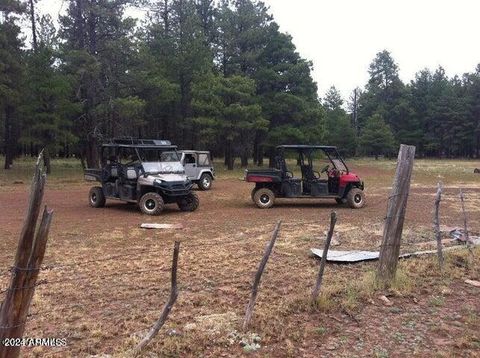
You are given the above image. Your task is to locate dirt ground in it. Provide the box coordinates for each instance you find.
[0,160,479,357]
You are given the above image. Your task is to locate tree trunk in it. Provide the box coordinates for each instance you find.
[257,144,263,166]
[227,149,234,171]
[253,138,258,165]
[226,140,235,170]
[29,0,37,51]
[43,148,51,175]
[224,143,230,166]
[4,105,13,170]
[268,147,275,168]
[85,138,99,168]
[240,148,248,167]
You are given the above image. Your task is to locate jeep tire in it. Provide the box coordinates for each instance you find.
[177,193,200,212]
[198,173,212,191]
[139,192,165,215]
[346,188,365,209]
[253,188,275,209]
[89,186,106,208]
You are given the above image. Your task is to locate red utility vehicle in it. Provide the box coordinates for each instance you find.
[245,145,366,209]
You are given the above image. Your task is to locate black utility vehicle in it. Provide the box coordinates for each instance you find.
[84,139,199,215]
[245,145,365,209]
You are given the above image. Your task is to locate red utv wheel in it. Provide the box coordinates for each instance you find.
[253,188,275,209]
[347,188,366,209]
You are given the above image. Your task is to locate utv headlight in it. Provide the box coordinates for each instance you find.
[154,179,163,185]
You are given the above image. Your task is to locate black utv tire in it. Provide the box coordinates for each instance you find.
[346,188,366,209]
[253,188,275,209]
[198,173,213,191]
[139,192,165,215]
[178,193,200,212]
[89,186,106,208]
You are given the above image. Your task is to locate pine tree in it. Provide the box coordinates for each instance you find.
[143,0,211,148]
[358,50,407,134]
[464,65,480,157]
[323,86,356,156]
[359,114,395,159]
[59,0,138,168]
[254,23,324,165]
[0,0,25,169]
[192,73,267,169]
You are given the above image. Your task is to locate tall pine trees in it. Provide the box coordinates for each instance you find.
[0,0,25,169]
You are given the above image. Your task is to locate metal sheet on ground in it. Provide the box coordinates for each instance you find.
[311,245,473,263]
[310,249,380,262]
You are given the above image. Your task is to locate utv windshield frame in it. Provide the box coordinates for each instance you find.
[276,145,349,174]
[100,140,184,174]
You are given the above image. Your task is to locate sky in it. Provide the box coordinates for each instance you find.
[38,0,480,99]
[262,0,480,99]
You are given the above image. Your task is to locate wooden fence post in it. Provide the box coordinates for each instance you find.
[243,221,281,330]
[434,183,444,269]
[376,144,415,288]
[459,189,472,246]
[312,212,337,303]
[0,153,53,358]
[135,241,180,354]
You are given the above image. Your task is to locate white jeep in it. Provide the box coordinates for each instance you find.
[179,150,215,190]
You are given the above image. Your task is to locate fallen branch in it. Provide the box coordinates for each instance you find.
[311,212,337,303]
[243,221,282,330]
[134,241,180,354]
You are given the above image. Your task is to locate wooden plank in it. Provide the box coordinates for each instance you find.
[140,223,184,230]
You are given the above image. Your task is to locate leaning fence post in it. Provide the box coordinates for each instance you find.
[433,183,444,269]
[459,189,472,247]
[312,212,337,303]
[243,221,281,330]
[0,153,54,358]
[134,241,180,354]
[376,144,415,288]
